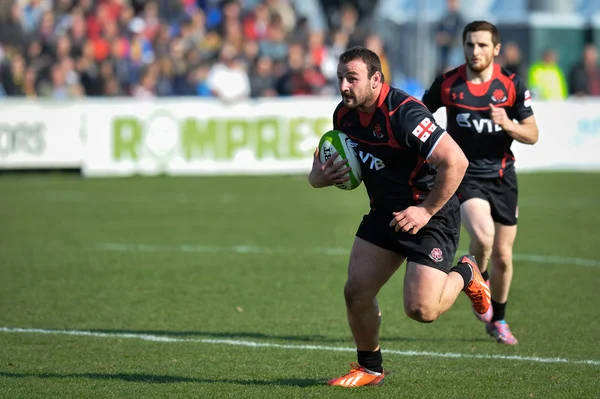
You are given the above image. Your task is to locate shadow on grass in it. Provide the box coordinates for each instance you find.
[84,329,488,344]
[0,372,324,387]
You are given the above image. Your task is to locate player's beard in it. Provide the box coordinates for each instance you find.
[342,85,375,110]
[466,56,493,73]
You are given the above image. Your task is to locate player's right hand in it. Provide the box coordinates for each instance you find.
[308,147,351,188]
[389,205,432,235]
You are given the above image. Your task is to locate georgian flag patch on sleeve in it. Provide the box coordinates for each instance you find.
[412,117,437,142]
[524,90,532,107]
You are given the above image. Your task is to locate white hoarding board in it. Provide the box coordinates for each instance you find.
[81,99,337,177]
[1,98,598,175]
[0,102,82,168]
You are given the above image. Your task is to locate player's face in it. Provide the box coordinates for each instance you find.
[464,31,501,73]
[337,60,376,109]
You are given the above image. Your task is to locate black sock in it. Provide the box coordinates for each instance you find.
[481,270,490,281]
[491,300,506,322]
[450,262,472,290]
[357,348,383,373]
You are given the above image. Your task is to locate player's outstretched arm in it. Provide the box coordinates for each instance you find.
[308,147,351,188]
[421,134,468,216]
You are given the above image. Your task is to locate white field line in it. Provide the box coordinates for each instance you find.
[95,243,600,268]
[33,190,600,208]
[1,327,598,367]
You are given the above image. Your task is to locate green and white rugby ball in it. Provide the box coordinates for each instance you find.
[318,130,362,191]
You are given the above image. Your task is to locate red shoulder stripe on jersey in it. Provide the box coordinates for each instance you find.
[378,83,391,107]
[388,97,412,116]
[496,67,517,106]
[382,101,402,149]
[389,97,428,117]
[409,97,427,108]
[441,67,463,105]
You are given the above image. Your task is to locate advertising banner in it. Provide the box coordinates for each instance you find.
[81,99,335,177]
[1,98,598,175]
[0,102,82,168]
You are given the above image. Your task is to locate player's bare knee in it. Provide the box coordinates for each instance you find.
[404,303,439,323]
[343,281,371,310]
[472,233,494,253]
[491,250,513,271]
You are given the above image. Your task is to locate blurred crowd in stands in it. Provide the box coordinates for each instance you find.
[0,0,599,101]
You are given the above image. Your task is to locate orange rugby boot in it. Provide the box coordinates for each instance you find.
[472,277,493,322]
[328,363,385,387]
[458,255,491,314]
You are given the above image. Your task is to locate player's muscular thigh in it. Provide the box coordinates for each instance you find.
[403,262,449,322]
[345,237,403,304]
[461,198,495,248]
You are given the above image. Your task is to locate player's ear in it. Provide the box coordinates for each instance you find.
[372,71,382,89]
[494,43,501,57]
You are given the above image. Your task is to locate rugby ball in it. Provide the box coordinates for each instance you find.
[318,130,362,190]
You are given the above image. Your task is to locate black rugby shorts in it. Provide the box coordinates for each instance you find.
[355,196,461,272]
[456,168,518,226]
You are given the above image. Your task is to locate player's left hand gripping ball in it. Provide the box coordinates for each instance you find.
[318,130,363,190]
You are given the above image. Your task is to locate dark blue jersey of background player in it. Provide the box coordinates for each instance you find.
[333,83,447,210]
[422,63,534,178]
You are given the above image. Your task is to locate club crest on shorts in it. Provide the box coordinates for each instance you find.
[429,248,444,263]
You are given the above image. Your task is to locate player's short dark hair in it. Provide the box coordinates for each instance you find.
[338,46,384,82]
[462,21,500,46]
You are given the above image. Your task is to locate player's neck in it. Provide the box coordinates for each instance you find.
[466,63,495,84]
[358,86,382,113]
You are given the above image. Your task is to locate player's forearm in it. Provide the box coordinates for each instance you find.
[421,156,468,216]
[504,120,539,145]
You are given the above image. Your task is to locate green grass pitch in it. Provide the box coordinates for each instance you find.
[0,171,599,398]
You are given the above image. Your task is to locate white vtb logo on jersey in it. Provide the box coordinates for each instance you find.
[358,151,386,171]
[457,113,502,133]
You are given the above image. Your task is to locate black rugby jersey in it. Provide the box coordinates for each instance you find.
[333,83,447,210]
[422,64,534,178]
